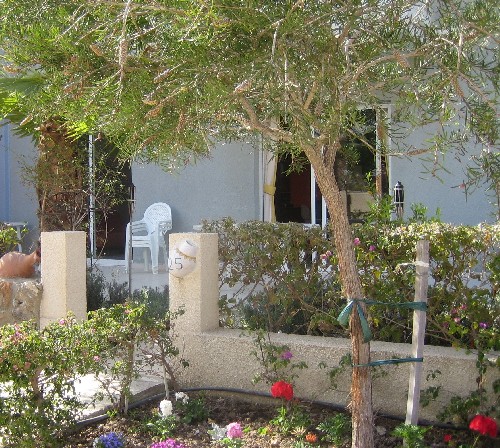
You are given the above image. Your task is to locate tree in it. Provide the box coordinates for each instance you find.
[0,75,127,236]
[1,1,498,446]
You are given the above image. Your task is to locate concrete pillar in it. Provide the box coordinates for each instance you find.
[40,231,87,328]
[168,233,219,334]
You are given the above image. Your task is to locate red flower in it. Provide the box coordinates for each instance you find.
[270,380,294,401]
[305,432,318,443]
[469,415,498,438]
[443,434,453,443]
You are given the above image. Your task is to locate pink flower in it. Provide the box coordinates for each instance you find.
[320,250,332,260]
[226,422,243,439]
[281,351,293,360]
[59,318,67,325]
[369,245,376,251]
[93,356,100,362]
[353,238,361,246]
[469,414,497,438]
[271,380,294,401]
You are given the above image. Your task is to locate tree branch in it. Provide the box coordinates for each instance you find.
[236,95,293,142]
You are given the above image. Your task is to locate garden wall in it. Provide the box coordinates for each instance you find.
[169,232,499,423]
[0,277,41,326]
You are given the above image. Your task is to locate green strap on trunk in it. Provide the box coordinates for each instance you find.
[353,357,423,368]
[337,298,427,344]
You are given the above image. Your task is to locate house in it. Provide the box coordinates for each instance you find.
[0,114,496,258]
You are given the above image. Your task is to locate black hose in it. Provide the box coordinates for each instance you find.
[75,385,468,432]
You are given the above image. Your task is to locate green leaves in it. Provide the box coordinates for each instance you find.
[0,301,188,445]
[1,0,497,169]
[204,216,499,352]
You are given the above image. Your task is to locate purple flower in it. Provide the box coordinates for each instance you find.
[150,439,187,448]
[369,245,376,252]
[93,432,125,448]
[281,350,293,360]
[479,322,488,329]
[226,422,243,439]
[353,238,361,246]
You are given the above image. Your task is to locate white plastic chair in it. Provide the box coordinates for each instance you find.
[124,203,172,274]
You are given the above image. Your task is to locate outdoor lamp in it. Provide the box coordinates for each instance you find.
[168,239,198,278]
[393,181,404,219]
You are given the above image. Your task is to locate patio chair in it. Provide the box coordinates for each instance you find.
[124,202,172,274]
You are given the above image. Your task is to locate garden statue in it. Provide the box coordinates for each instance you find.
[0,245,41,278]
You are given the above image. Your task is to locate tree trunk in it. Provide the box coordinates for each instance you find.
[303,144,374,448]
[36,119,84,232]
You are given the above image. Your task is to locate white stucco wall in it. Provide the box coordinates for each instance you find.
[388,125,494,224]
[132,141,261,233]
[0,124,39,251]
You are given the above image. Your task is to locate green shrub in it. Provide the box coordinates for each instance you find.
[201,218,336,335]
[0,224,20,256]
[202,217,499,352]
[86,266,169,313]
[0,317,107,446]
[0,300,186,445]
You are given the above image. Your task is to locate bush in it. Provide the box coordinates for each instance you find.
[0,224,20,256]
[201,216,499,351]
[0,299,185,446]
[201,218,335,335]
[86,266,169,313]
[0,317,106,446]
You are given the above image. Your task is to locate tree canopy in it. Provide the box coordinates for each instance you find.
[1,0,498,169]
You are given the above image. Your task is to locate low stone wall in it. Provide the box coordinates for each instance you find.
[0,277,42,326]
[175,327,496,423]
[169,233,500,423]
[0,231,87,328]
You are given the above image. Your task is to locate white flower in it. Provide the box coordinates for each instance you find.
[175,392,189,404]
[159,399,173,417]
[208,423,227,441]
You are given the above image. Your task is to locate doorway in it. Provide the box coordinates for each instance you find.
[91,138,132,259]
[273,108,389,225]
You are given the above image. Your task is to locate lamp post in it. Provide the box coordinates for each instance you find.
[393,181,404,220]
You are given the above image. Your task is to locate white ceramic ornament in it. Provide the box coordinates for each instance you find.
[168,239,199,278]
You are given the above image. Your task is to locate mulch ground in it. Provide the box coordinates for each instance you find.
[63,391,485,447]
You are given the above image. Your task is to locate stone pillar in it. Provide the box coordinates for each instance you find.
[40,231,87,328]
[168,233,219,335]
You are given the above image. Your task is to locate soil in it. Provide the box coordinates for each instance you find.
[63,391,481,447]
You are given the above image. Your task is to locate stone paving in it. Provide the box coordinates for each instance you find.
[75,371,164,420]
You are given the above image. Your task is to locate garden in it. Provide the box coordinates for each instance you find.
[0,207,498,447]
